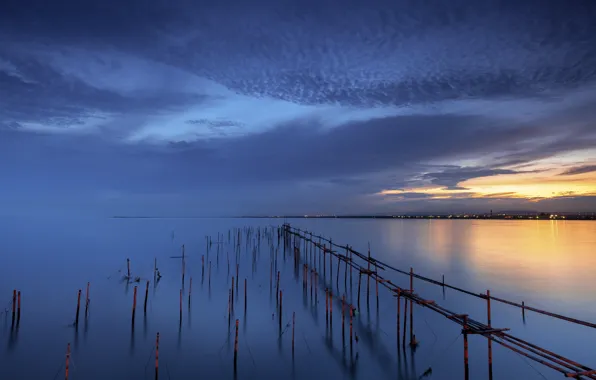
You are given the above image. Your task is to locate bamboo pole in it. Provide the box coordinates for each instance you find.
[65,342,70,380]
[397,290,401,351]
[155,332,159,380]
[17,291,21,323]
[234,319,239,371]
[11,289,16,325]
[487,290,493,380]
[75,289,81,326]
[85,282,90,316]
[144,280,150,313]
[292,312,296,353]
[409,267,416,347]
[132,286,137,324]
[463,315,470,380]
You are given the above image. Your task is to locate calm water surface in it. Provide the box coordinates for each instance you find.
[0,217,594,380]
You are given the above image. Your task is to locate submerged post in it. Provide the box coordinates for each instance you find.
[244,278,247,312]
[127,258,131,279]
[179,289,182,323]
[75,289,81,326]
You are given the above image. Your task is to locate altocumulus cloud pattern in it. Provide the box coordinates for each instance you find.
[1,0,596,216]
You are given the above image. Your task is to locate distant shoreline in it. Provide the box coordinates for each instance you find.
[113,214,595,220]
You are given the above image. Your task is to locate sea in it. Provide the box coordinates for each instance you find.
[0,216,594,380]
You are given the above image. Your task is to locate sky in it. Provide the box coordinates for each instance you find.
[1,0,596,216]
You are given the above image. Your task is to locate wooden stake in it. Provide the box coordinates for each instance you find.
[231,277,235,306]
[17,291,21,323]
[487,290,493,380]
[342,295,346,336]
[234,319,239,371]
[367,244,371,306]
[292,312,296,352]
[65,342,71,380]
[75,289,81,326]
[323,244,326,277]
[349,306,353,351]
[189,277,192,306]
[279,291,283,331]
[144,280,149,313]
[409,267,416,347]
[463,315,469,380]
[228,289,231,325]
[244,278,247,312]
[397,290,401,351]
[329,290,333,324]
[179,289,182,323]
[127,258,131,279]
[155,332,159,380]
[357,272,362,309]
[522,301,526,323]
[11,289,16,325]
[325,288,329,321]
[375,263,379,307]
[85,282,90,316]
[402,298,408,348]
[132,286,137,324]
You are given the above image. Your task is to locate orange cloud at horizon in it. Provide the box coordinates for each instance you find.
[379,167,596,200]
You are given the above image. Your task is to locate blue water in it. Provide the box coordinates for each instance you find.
[0,216,595,379]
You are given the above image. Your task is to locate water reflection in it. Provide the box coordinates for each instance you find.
[381,220,596,303]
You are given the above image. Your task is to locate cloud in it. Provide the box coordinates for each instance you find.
[559,165,596,176]
[1,0,596,215]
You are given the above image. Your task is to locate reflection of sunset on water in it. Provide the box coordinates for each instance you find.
[380,220,596,303]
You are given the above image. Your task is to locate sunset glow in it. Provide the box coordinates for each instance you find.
[380,166,596,201]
